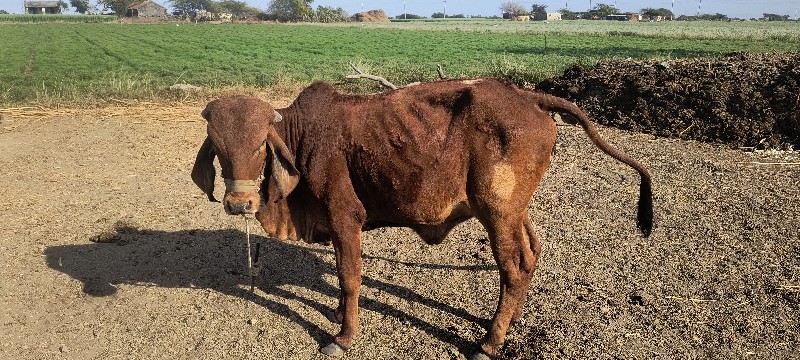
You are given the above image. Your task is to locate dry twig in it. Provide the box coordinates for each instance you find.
[436,64,448,80]
[665,295,717,303]
[347,63,398,90]
[748,162,800,165]
[665,296,717,303]
[777,284,800,292]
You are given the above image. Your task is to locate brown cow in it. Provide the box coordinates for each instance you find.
[191,78,653,359]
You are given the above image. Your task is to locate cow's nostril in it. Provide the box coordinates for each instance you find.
[224,200,253,215]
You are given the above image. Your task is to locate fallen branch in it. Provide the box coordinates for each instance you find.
[748,162,800,165]
[665,295,717,303]
[110,98,134,105]
[347,63,398,90]
[436,64,448,80]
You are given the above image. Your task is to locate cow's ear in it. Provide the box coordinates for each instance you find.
[191,137,219,202]
[264,129,299,201]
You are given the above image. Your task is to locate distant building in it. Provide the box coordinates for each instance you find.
[194,10,233,22]
[126,1,167,18]
[606,13,642,22]
[24,1,61,14]
[532,12,562,21]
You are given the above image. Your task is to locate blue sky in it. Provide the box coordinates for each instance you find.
[2,0,799,19]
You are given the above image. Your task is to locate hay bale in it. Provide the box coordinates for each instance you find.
[350,9,390,22]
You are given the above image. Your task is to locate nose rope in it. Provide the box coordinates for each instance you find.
[243,214,259,293]
[224,179,261,194]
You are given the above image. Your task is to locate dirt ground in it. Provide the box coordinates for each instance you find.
[0,97,798,360]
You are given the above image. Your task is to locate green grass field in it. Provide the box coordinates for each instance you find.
[1,20,799,105]
[0,14,116,23]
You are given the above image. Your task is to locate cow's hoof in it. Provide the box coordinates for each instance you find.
[320,342,345,357]
[470,351,492,360]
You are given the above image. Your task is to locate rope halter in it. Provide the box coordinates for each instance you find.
[224,178,261,194]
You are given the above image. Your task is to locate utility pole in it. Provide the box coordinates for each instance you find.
[672,0,675,20]
[443,0,447,18]
[403,0,406,19]
[361,2,364,12]
[698,0,701,16]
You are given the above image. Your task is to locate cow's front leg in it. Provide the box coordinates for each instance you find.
[319,170,366,357]
[320,230,362,357]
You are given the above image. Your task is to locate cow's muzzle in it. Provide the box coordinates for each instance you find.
[223,179,261,215]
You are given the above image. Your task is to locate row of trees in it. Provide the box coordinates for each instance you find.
[396,13,501,20]
[500,2,793,21]
[171,0,261,18]
[677,13,793,21]
[500,2,675,19]
[29,0,796,22]
[58,0,342,21]
[265,0,347,22]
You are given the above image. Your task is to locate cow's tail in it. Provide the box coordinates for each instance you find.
[534,92,653,237]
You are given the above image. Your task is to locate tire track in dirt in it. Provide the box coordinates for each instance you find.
[23,46,35,75]
[70,28,137,69]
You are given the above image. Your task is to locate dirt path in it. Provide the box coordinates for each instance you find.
[0,104,797,359]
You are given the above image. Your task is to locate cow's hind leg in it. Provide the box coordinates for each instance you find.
[473,212,539,358]
[510,219,541,325]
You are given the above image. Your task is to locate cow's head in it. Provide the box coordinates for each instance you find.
[191,96,299,219]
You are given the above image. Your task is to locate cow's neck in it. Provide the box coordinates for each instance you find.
[274,107,303,157]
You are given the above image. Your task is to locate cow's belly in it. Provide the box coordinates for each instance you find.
[361,181,470,227]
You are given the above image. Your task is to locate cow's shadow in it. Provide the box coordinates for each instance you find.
[44,223,494,354]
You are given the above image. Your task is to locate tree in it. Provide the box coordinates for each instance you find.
[217,0,261,17]
[97,0,138,16]
[500,1,527,17]
[588,3,619,18]
[641,7,674,20]
[314,5,347,23]
[70,0,89,13]
[169,0,216,17]
[558,8,579,20]
[217,0,247,15]
[395,13,424,19]
[697,13,728,21]
[0,10,8,14]
[763,13,790,21]
[431,12,445,18]
[530,4,547,15]
[268,0,313,22]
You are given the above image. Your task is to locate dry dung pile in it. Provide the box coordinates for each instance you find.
[350,9,390,22]
[537,52,800,149]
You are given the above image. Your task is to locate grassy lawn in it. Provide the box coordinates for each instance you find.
[1,19,799,105]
